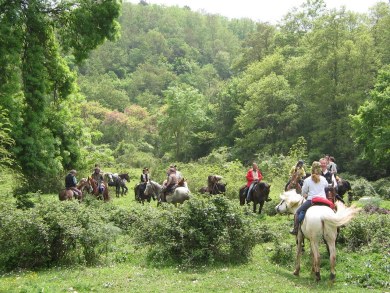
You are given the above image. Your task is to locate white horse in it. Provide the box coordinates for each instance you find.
[294,200,360,282]
[275,189,305,215]
[144,180,191,205]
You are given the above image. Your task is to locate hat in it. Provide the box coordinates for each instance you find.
[311,161,321,175]
[70,169,77,174]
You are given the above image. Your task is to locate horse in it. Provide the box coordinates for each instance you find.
[293,200,360,282]
[144,180,190,205]
[285,171,303,194]
[275,189,305,215]
[106,173,129,197]
[134,182,154,204]
[59,178,92,201]
[239,182,271,214]
[88,176,110,201]
[336,177,353,202]
[198,183,226,195]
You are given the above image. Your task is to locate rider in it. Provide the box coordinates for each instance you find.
[65,170,82,197]
[328,156,337,175]
[91,166,105,194]
[290,161,328,235]
[245,162,266,203]
[161,167,178,202]
[207,175,223,193]
[138,167,150,199]
[285,160,306,191]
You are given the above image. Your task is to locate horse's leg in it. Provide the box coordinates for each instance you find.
[293,230,304,276]
[116,184,120,197]
[253,202,257,213]
[258,201,264,214]
[310,240,321,282]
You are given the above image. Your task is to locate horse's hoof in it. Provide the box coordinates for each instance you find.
[293,270,299,276]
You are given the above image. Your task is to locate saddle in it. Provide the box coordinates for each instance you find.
[311,197,335,210]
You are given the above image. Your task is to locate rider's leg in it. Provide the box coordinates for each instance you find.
[246,183,254,203]
[290,200,311,235]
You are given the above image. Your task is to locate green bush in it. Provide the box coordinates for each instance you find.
[132,196,256,265]
[372,177,390,200]
[337,213,390,253]
[349,177,377,199]
[0,201,122,272]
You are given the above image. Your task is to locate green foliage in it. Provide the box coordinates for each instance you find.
[0,107,14,167]
[132,196,256,265]
[270,238,294,266]
[372,177,390,199]
[349,177,377,199]
[0,200,122,272]
[351,65,390,170]
[338,213,390,253]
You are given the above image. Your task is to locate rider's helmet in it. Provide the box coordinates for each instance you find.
[297,160,304,166]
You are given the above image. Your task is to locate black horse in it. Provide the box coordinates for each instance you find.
[239,182,271,214]
[134,182,154,204]
[107,173,129,197]
[336,177,353,202]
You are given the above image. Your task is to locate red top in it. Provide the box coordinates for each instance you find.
[246,168,263,187]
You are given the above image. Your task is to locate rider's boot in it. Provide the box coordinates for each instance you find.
[290,214,299,235]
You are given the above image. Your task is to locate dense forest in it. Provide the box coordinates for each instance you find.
[1,0,389,191]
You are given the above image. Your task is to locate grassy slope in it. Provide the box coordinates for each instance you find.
[0,176,386,293]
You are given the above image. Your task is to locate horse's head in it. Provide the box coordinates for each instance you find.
[275,189,303,214]
[120,173,130,182]
[211,182,226,194]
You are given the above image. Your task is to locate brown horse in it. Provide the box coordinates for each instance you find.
[59,178,91,201]
[88,177,110,201]
[285,171,302,194]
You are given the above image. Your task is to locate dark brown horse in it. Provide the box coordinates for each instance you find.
[59,178,91,201]
[239,182,271,214]
[88,177,109,201]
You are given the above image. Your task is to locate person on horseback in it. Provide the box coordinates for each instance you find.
[161,167,178,202]
[285,160,305,191]
[290,161,328,235]
[245,162,268,203]
[328,156,337,175]
[91,166,105,194]
[138,167,152,200]
[65,170,82,197]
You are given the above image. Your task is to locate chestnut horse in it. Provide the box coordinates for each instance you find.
[59,178,91,201]
[88,177,110,201]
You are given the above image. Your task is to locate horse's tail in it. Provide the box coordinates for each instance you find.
[322,204,360,227]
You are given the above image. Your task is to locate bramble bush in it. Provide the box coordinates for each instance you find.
[0,200,121,272]
[337,212,390,253]
[131,196,258,265]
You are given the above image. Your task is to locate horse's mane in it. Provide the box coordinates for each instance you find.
[280,189,302,204]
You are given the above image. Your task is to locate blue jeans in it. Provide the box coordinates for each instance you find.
[246,182,256,201]
[296,200,312,223]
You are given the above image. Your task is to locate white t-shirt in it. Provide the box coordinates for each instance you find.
[301,176,328,200]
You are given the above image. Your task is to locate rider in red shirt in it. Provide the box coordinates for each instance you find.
[246,162,263,203]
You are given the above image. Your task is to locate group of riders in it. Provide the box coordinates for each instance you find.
[64,165,106,198]
[65,155,342,214]
[287,156,342,235]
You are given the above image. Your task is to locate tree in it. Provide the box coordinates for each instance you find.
[351,65,390,172]
[158,85,208,161]
[0,0,121,189]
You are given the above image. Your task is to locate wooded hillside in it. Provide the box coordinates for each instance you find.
[1,0,389,190]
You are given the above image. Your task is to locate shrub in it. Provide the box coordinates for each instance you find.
[337,213,390,253]
[0,201,122,272]
[372,177,390,200]
[349,177,377,199]
[132,196,256,265]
